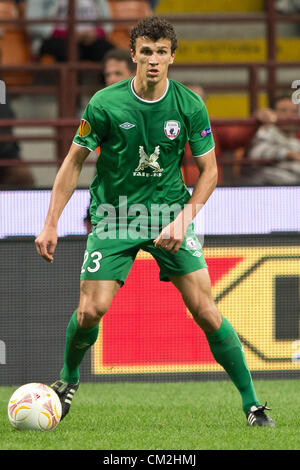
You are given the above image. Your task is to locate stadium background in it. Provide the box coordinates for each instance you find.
[0,0,300,387]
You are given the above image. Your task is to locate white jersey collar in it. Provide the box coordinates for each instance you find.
[130,77,169,103]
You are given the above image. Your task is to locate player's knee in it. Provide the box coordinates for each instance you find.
[77,297,110,327]
[191,302,221,332]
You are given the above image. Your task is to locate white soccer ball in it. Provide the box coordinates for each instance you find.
[8,382,62,431]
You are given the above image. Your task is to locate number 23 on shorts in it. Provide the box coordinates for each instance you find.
[81,250,102,273]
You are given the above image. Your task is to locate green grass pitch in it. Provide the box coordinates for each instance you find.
[1,379,299,450]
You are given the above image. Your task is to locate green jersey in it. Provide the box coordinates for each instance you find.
[73,77,214,226]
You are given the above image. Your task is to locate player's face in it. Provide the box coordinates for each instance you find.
[131,37,175,84]
[275,98,299,132]
[104,59,133,86]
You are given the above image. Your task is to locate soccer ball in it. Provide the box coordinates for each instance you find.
[8,382,62,431]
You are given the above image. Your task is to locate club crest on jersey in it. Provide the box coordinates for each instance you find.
[164,121,180,140]
[186,237,197,250]
[78,119,91,138]
[133,146,163,177]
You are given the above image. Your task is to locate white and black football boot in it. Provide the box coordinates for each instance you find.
[50,380,79,420]
[246,402,275,427]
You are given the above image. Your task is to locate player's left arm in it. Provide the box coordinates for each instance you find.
[154,147,218,254]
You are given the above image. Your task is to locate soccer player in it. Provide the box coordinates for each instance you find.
[35,16,274,427]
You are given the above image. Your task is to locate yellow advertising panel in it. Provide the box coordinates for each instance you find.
[156,0,264,14]
[174,38,300,63]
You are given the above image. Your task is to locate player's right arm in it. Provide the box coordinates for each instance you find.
[35,143,90,263]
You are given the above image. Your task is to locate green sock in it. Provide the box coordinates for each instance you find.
[60,310,99,384]
[205,316,260,414]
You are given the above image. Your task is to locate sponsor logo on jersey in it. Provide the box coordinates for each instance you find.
[133,145,163,177]
[164,121,180,140]
[200,127,212,137]
[78,119,91,137]
[119,122,135,130]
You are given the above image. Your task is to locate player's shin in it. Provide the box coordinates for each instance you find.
[60,309,99,384]
[205,316,260,414]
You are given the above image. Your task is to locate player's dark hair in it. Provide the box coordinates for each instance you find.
[130,16,178,53]
[103,48,136,73]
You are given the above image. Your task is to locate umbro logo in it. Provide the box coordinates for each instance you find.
[119,122,135,130]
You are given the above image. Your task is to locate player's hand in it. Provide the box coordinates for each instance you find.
[153,218,187,255]
[35,226,58,263]
[254,108,277,125]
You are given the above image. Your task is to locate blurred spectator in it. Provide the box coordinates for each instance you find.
[275,0,300,13]
[0,99,35,188]
[26,0,114,62]
[106,0,152,49]
[102,48,136,86]
[182,83,259,186]
[245,95,300,185]
[13,0,25,13]
[184,83,206,101]
[148,0,161,9]
[0,0,33,86]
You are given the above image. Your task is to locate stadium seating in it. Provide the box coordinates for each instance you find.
[107,0,152,48]
[1,0,299,187]
[0,0,33,85]
[157,0,300,118]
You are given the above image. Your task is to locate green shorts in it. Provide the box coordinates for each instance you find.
[80,223,207,284]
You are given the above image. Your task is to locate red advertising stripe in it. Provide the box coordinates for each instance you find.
[101,257,243,367]
[206,257,244,285]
